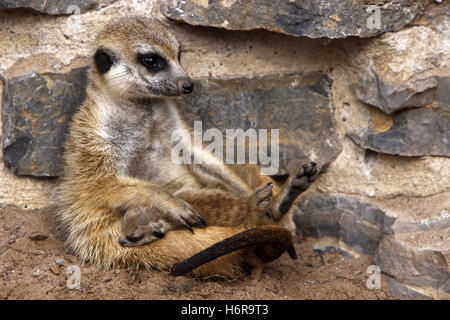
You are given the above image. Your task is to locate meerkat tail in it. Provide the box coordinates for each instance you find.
[170,225,296,276]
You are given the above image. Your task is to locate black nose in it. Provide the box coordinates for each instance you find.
[153,230,165,238]
[181,81,194,94]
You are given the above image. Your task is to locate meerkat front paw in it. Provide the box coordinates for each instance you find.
[247,182,274,225]
[158,197,206,233]
[253,181,273,213]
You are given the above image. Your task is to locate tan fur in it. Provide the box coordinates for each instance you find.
[56,17,316,278]
[118,181,275,248]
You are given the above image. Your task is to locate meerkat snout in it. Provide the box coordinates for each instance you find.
[180,79,194,94]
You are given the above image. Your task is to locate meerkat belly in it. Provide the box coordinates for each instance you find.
[128,136,192,186]
[103,100,198,191]
[117,126,197,191]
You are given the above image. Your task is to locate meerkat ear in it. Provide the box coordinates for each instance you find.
[94,48,118,74]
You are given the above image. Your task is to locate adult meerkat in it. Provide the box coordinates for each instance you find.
[56,17,318,278]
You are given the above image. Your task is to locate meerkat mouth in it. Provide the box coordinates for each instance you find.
[146,86,181,97]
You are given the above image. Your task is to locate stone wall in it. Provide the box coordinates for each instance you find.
[0,0,448,299]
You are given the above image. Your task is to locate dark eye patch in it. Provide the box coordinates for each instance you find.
[138,53,167,72]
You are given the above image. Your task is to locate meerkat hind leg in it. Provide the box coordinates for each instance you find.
[271,162,318,220]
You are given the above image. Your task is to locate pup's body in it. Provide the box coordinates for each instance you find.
[119,182,274,247]
[56,17,317,278]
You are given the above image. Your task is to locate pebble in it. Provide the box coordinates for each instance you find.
[32,269,41,277]
[28,232,48,241]
[55,258,66,265]
[49,264,61,275]
[8,235,16,244]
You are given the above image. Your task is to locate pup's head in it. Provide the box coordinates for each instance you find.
[92,17,193,100]
[118,207,166,247]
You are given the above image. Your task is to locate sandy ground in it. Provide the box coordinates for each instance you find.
[0,204,394,300]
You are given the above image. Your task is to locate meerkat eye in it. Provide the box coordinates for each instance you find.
[138,54,167,72]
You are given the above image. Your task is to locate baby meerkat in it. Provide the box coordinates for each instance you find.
[56,16,318,278]
[119,207,169,247]
[119,181,274,248]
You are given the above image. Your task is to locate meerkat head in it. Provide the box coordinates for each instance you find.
[118,207,167,247]
[91,17,193,101]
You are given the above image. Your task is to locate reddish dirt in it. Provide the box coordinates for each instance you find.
[0,204,394,300]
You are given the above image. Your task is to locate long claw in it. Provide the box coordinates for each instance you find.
[181,217,194,234]
[185,223,194,234]
[197,214,207,226]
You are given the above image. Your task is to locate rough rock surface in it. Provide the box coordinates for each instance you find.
[384,275,432,300]
[347,23,450,157]
[0,0,117,15]
[436,77,450,108]
[1,67,88,177]
[375,236,449,299]
[294,193,450,299]
[392,209,450,234]
[163,0,423,39]
[294,193,395,256]
[351,24,450,113]
[177,72,341,175]
[348,107,450,157]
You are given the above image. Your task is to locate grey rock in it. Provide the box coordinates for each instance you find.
[351,4,449,114]
[0,0,116,15]
[294,193,395,255]
[348,107,450,157]
[295,193,450,299]
[420,1,450,28]
[162,0,422,39]
[353,74,450,114]
[312,244,355,259]
[375,236,450,296]
[7,234,16,244]
[392,210,450,233]
[384,275,432,300]
[176,72,341,175]
[436,77,450,108]
[28,232,48,241]
[352,72,438,114]
[1,67,88,177]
